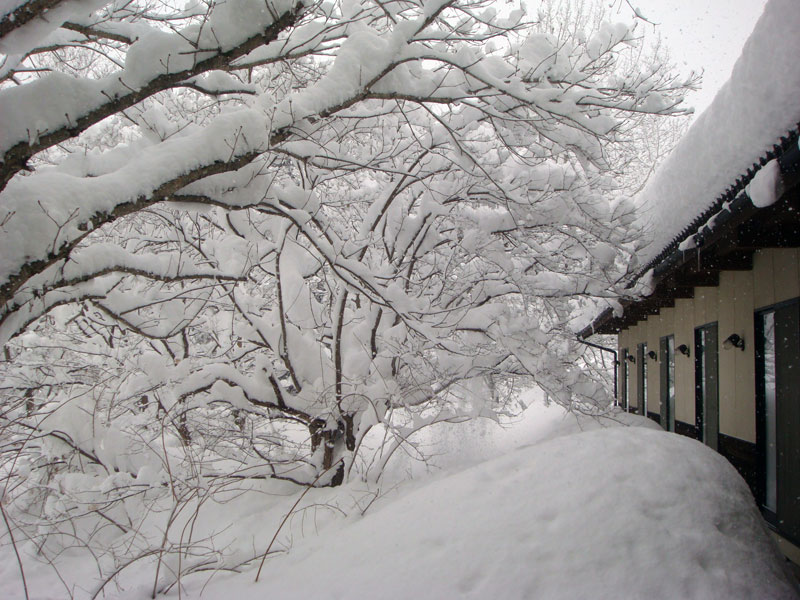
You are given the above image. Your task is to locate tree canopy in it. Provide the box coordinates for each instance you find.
[0,0,697,575]
[0,0,698,593]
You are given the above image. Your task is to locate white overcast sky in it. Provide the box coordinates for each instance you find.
[614,0,770,116]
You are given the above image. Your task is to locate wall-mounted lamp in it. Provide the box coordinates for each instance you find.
[723,333,745,351]
[626,354,636,364]
[677,344,691,357]
[647,350,658,361]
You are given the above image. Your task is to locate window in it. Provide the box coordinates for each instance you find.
[756,299,800,543]
[620,348,629,410]
[637,343,647,416]
[660,335,675,431]
[695,323,718,450]
[758,311,777,514]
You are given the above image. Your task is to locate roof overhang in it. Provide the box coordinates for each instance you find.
[580,132,800,339]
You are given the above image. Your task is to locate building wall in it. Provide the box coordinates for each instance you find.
[615,248,800,444]
[673,298,695,425]
[717,270,756,443]
[754,248,800,308]
[613,246,800,518]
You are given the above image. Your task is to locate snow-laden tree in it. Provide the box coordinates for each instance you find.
[0,0,698,591]
[0,0,694,507]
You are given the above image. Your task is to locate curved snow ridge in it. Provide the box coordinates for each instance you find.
[637,0,800,265]
[207,427,797,600]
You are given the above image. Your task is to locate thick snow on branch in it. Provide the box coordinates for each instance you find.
[0,0,303,195]
[0,0,691,516]
[0,0,108,54]
[0,107,269,303]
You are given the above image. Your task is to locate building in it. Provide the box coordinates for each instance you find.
[579,0,800,562]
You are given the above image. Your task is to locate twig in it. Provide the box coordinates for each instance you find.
[254,458,343,582]
[0,500,30,600]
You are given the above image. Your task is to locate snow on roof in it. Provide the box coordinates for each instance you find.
[636,0,800,266]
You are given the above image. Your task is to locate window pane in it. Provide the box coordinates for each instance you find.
[626,356,631,406]
[642,343,647,414]
[763,311,777,513]
[695,323,719,450]
[621,349,630,409]
[667,336,675,432]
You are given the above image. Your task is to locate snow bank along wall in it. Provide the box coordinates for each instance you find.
[614,244,800,563]
[587,0,800,565]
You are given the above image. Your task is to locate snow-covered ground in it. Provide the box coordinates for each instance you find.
[2,395,797,599]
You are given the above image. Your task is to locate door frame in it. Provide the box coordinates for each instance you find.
[694,322,719,451]
[755,297,800,542]
[636,343,647,416]
[659,335,675,431]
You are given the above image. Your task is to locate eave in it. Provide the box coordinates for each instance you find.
[580,129,800,339]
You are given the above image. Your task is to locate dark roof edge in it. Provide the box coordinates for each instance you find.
[578,305,616,340]
[635,123,800,281]
[579,127,800,340]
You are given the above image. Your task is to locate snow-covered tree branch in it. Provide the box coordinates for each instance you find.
[1,6,693,567]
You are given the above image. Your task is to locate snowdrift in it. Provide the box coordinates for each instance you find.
[202,426,797,599]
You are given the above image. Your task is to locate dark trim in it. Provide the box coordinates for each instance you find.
[755,297,800,547]
[695,322,719,451]
[641,126,800,280]
[674,419,700,441]
[579,127,800,339]
[647,411,661,425]
[659,335,675,431]
[755,306,769,508]
[620,348,629,409]
[754,298,800,508]
[762,509,778,532]
[757,296,800,314]
[637,342,647,417]
[718,433,758,497]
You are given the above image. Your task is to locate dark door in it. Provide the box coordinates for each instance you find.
[757,300,800,543]
[660,335,675,431]
[695,323,719,450]
[637,343,647,416]
[620,349,629,410]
